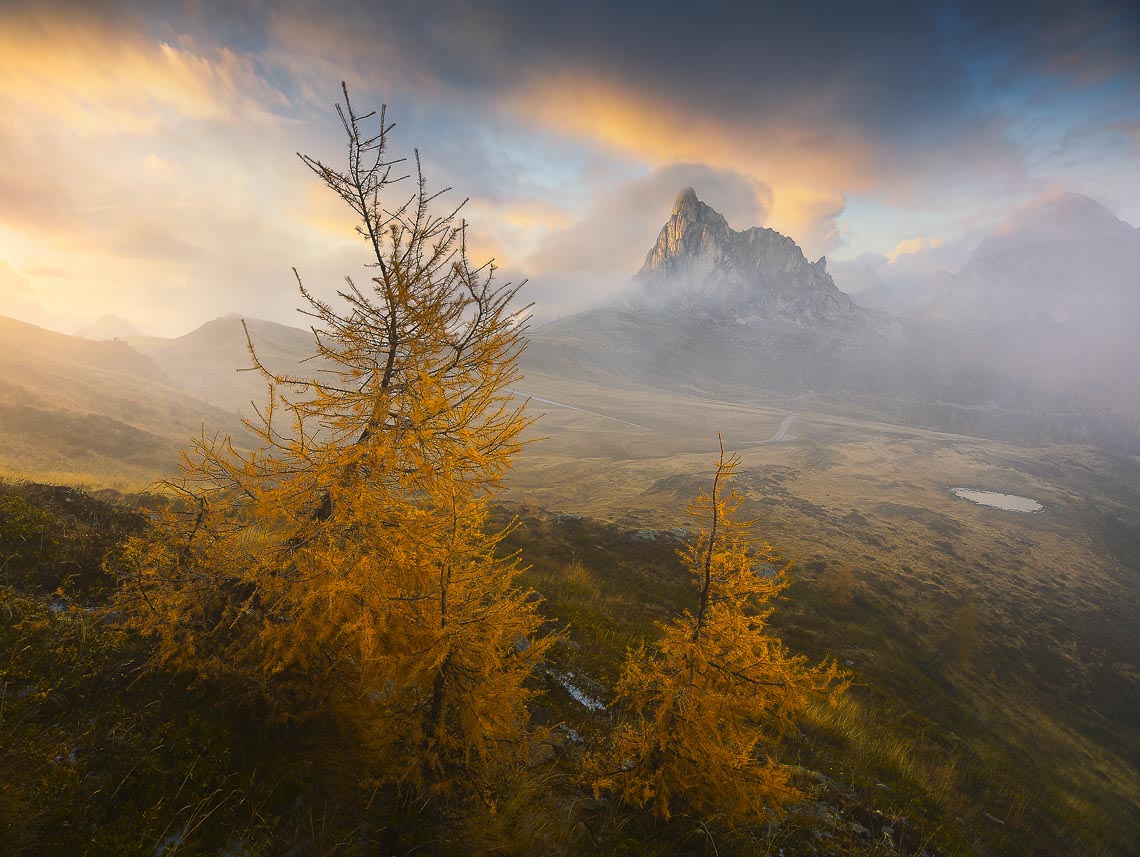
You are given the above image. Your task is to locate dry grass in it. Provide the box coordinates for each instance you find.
[5,367,1138,853]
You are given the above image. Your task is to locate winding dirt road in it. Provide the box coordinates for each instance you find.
[509,390,651,429]
[739,412,798,445]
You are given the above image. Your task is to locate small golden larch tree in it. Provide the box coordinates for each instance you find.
[590,438,847,823]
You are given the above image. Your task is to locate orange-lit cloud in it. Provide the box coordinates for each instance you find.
[509,74,873,184]
[459,199,578,269]
[504,73,862,255]
[887,235,944,263]
[290,181,365,243]
[0,259,46,325]
[499,202,574,232]
[0,8,288,135]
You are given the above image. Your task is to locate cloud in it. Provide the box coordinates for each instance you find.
[0,3,338,335]
[962,0,1140,92]
[0,260,35,313]
[499,67,1029,258]
[246,1,1055,259]
[309,0,1140,246]
[887,236,944,263]
[0,4,289,135]
[828,253,890,297]
[831,237,973,308]
[0,259,80,331]
[503,72,864,252]
[772,189,847,258]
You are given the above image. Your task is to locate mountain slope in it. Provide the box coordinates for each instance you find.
[0,315,250,486]
[129,315,320,416]
[922,193,1140,325]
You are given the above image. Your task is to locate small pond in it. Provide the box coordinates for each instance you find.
[950,488,1043,513]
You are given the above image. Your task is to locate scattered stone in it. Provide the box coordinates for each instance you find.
[628,528,659,541]
[558,725,583,744]
[549,669,606,712]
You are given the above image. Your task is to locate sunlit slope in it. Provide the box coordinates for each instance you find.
[0,315,250,487]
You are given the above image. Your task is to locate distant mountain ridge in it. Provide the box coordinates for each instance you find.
[632,188,862,326]
[0,315,251,485]
[128,315,321,416]
[921,192,1140,325]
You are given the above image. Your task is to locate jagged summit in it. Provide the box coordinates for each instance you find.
[633,189,858,325]
[671,187,713,219]
[639,188,732,279]
[674,186,698,208]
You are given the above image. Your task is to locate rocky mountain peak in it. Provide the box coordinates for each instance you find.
[639,188,732,275]
[632,189,861,326]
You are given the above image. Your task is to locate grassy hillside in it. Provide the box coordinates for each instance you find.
[2,325,1136,853]
[1,476,1135,854]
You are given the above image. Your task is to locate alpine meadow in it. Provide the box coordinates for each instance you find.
[1,3,1139,856]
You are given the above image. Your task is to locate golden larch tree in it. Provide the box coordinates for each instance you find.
[590,437,846,823]
[112,84,550,796]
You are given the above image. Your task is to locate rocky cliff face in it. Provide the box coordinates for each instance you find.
[631,188,861,325]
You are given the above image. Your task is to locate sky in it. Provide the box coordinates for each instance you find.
[1,0,1138,335]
